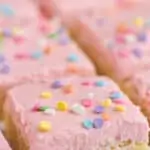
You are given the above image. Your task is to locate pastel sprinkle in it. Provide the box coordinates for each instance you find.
[135,17,144,28]
[0,5,14,16]
[38,106,50,111]
[125,34,137,43]
[82,119,93,129]
[40,92,52,99]
[62,84,74,94]
[101,99,112,107]
[67,54,79,62]
[115,105,126,112]
[51,80,63,89]
[2,29,12,37]
[132,48,142,58]
[44,108,56,116]
[31,51,43,59]
[0,64,10,74]
[71,104,85,115]
[101,113,110,121]
[94,106,104,114]
[0,55,5,63]
[57,101,68,111]
[95,80,106,87]
[137,32,147,42]
[110,92,122,99]
[93,118,103,129]
[81,81,91,86]
[81,99,92,108]
[38,121,51,132]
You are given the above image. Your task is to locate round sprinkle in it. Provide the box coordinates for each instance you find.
[95,80,106,87]
[31,51,43,59]
[101,113,110,121]
[0,5,14,16]
[67,64,78,73]
[67,54,79,62]
[44,46,51,55]
[137,32,147,42]
[125,34,137,43]
[71,104,85,115]
[81,99,92,108]
[44,108,56,116]
[116,23,128,33]
[81,81,91,86]
[3,29,12,37]
[115,105,126,112]
[94,106,104,114]
[0,55,5,63]
[82,119,93,129]
[51,80,63,89]
[93,118,103,129]
[110,92,122,99]
[132,48,142,58]
[38,121,51,132]
[135,17,144,28]
[40,92,52,99]
[62,84,74,94]
[101,99,112,107]
[57,101,68,111]
[0,64,10,74]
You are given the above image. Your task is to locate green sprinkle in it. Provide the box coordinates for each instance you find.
[38,106,50,111]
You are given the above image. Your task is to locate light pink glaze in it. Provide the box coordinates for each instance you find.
[5,76,149,149]
[0,131,11,150]
[0,1,95,88]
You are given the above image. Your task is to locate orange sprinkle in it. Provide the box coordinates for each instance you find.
[63,84,74,94]
[44,46,51,55]
[101,113,110,121]
[67,63,79,73]
[116,23,128,33]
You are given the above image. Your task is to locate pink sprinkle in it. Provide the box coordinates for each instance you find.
[113,99,125,105]
[81,99,93,108]
[14,53,29,59]
[13,36,25,44]
[115,35,125,43]
[31,105,40,112]
[81,82,91,86]
[118,51,129,58]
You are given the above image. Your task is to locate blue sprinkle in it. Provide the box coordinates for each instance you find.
[94,106,104,114]
[93,118,103,129]
[82,119,93,129]
[110,92,122,99]
[0,5,14,16]
[67,54,79,62]
[95,80,106,87]
[31,51,43,59]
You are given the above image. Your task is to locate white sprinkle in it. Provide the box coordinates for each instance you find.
[44,108,56,116]
[71,104,85,115]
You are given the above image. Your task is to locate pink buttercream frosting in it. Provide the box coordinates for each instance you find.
[0,131,11,150]
[0,0,95,88]
[5,76,149,149]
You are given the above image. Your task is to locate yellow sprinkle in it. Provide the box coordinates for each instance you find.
[135,17,144,28]
[57,101,68,111]
[101,98,112,107]
[38,121,51,132]
[12,27,24,36]
[40,92,52,99]
[115,105,126,112]
[133,143,150,150]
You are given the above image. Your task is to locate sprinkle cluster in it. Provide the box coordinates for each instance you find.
[31,79,126,132]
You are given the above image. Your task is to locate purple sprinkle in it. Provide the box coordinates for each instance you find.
[137,32,147,42]
[51,80,63,89]
[93,118,103,129]
[132,48,142,58]
[0,55,5,63]
[94,106,104,114]
[59,37,69,45]
[0,64,10,74]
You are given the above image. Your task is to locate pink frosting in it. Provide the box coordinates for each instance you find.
[5,76,149,149]
[0,1,95,88]
[0,131,11,150]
